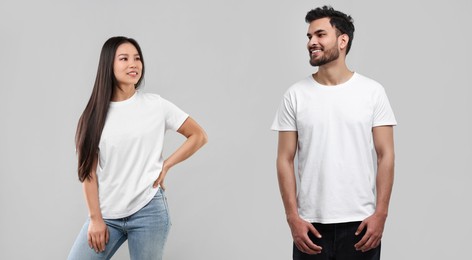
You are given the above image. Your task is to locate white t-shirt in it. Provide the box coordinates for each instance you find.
[271,73,397,224]
[97,91,188,219]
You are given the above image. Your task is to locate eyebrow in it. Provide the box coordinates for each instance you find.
[117,53,140,57]
[308,29,327,36]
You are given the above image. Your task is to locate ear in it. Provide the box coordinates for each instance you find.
[338,34,349,51]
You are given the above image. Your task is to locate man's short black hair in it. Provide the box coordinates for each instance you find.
[305,6,355,54]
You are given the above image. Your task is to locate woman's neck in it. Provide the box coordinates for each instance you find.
[112,85,136,101]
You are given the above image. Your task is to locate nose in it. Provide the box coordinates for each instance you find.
[308,37,318,47]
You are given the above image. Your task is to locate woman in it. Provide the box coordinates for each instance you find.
[68,36,207,260]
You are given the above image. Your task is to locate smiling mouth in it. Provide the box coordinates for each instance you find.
[310,49,322,56]
[127,72,139,76]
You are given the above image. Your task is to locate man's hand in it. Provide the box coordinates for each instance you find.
[354,212,387,252]
[288,216,323,255]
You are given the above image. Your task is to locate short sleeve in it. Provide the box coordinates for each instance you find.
[271,90,297,131]
[372,86,397,127]
[161,98,189,131]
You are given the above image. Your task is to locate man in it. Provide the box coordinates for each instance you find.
[271,6,396,260]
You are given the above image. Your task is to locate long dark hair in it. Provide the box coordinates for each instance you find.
[75,36,145,182]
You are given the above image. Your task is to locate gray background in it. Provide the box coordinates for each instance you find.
[1,0,471,259]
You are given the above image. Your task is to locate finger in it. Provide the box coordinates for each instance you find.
[373,239,381,249]
[297,240,320,255]
[354,232,369,250]
[92,235,100,253]
[299,232,322,254]
[364,234,382,252]
[93,234,99,252]
[101,233,108,252]
[106,228,110,245]
[366,239,379,252]
[97,234,103,252]
[301,240,322,254]
[153,178,160,188]
[305,240,322,253]
[305,224,322,253]
[156,176,166,190]
[308,224,322,238]
[294,241,307,254]
[95,234,102,252]
[97,234,102,252]
[355,221,366,236]
[360,236,374,252]
[87,234,93,249]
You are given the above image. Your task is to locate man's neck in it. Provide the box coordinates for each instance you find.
[313,60,353,86]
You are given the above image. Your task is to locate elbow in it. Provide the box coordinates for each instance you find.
[187,128,208,149]
[276,156,294,170]
[377,150,395,165]
[198,130,208,147]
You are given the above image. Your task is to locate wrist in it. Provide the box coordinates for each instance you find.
[163,159,172,171]
[374,210,388,218]
[89,213,103,221]
[286,212,300,223]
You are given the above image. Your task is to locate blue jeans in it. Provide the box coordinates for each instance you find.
[68,188,171,260]
[293,221,381,260]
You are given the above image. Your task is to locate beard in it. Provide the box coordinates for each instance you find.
[309,44,340,67]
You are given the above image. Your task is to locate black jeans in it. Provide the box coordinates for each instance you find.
[293,221,381,260]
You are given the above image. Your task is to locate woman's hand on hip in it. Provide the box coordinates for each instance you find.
[87,218,109,253]
[153,166,168,190]
[152,117,208,191]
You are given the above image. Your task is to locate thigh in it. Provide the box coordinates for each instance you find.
[67,218,126,260]
[336,222,381,260]
[127,188,171,260]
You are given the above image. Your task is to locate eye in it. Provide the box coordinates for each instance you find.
[135,56,141,61]
[119,57,128,61]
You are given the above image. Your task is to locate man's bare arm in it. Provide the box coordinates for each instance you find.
[355,126,395,252]
[277,131,322,255]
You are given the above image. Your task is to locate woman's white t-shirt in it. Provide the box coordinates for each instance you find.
[97,91,188,219]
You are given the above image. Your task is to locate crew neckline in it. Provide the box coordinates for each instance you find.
[110,90,139,107]
[310,72,357,89]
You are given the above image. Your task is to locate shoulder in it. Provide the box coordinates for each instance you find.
[353,73,386,93]
[132,92,169,111]
[138,91,172,105]
[139,92,183,112]
[284,76,313,96]
[138,91,162,100]
[290,76,313,91]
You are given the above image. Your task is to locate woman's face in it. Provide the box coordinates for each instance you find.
[113,42,142,88]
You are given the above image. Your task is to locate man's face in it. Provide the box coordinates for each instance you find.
[306,17,342,67]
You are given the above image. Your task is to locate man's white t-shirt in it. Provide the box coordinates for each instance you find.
[97,91,188,219]
[271,73,397,224]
